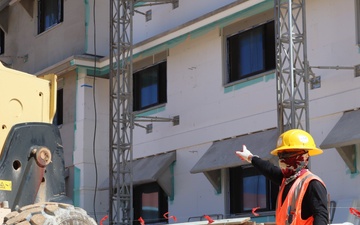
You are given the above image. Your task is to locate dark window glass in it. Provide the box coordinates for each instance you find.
[53,89,63,125]
[133,62,167,111]
[38,0,64,33]
[227,21,275,83]
[133,182,168,225]
[229,165,277,214]
[0,29,4,55]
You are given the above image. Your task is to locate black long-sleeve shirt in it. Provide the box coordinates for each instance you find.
[251,157,329,225]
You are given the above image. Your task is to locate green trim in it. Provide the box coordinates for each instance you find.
[72,1,273,77]
[134,1,146,7]
[132,0,273,58]
[251,215,275,223]
[215,175,221,195]
[224,73,275,93]
[70,59,76,66]
[264,72,275,82]
[348,146,359,177]
[218,0,273,29]
[71,60,109,78]
[348,169,359,177]
[78,64,110,77]
[135,106,166,117]
[133,34,188,60]
[69,62,110,78]
[169,161,175,201]
[73,166,81,207]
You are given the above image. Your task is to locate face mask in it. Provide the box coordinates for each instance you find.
[278,151,309,178]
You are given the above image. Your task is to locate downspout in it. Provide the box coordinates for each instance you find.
[84,0,90,53]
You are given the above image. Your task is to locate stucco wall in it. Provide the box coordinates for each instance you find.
[2,0,87,73]
[129,0,360,221]
[305,0,360,202]
[3,0,360,222]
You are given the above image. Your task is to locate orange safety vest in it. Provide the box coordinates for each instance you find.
[275,170,325,225]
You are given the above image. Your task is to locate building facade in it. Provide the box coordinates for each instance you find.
[1,0,360,224]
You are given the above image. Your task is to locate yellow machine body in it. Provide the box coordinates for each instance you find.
[0,62,57,155]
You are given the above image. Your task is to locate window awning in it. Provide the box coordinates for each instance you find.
[320,109,360,149]
[190,128,279,193]
[0,0,11,12]
[132,151,176,187]
[0,0,34,33]
[99,151,176,198]
[320,109,360,173]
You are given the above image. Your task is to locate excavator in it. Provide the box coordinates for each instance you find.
[0,62,96,224]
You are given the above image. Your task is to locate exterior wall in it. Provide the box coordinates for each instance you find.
[1,0,109,217]
[130,0,360,222]
[2,0,360,223]
[133,28,277,157]
[306,0,360,208]
[71,68,109,218]
[170,143,224,221]
[85,0,110,57]
[132,4,277,221]
[1,0,87,73]
[133,0,238,44]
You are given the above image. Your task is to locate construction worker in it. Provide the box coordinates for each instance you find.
[236,129,328,225]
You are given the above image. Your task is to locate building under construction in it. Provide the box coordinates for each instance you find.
[0,0,360,224]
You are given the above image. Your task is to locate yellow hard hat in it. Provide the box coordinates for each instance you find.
[271,129,323,156]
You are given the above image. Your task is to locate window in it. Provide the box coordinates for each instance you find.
[133,61,167,111]
[38,0,63,33]
[53,89,63,125]
[0,28,4,55]
[133,182,168,225]
[229,165,277,214]
[227,21,275,83]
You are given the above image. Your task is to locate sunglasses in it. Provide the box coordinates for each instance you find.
[278,150,308,159]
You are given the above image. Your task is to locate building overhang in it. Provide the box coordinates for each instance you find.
[0,0,34,33]
[0,0,11,12]
[36,0,272,76]
[190,128,279,193]
[64,0,271,72]
[320,109,360,173]
[131,0,268,54]
[99,151,176,199]
[35,54,109,79]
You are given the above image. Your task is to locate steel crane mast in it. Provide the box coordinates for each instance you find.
[109,1,177,225]
[109,0,308,224]
[109,0,134,224]
[275,0,309,133]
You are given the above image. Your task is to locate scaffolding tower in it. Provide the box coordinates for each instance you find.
[109,0,309,224]
[109,1,177,224]
[275,0,309,133]
[109,0,134,224]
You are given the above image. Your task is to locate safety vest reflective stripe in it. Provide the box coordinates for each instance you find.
[275,170,325,225]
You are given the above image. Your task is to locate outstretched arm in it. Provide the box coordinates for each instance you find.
[236,145,283,185]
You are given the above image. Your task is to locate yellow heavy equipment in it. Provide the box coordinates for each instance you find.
[0,62,96,224]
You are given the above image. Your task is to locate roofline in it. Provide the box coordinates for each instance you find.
[39,0,268,74]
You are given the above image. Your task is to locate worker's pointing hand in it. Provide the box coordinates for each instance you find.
[236,145,253,163]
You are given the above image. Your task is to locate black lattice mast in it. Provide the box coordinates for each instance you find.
[109,0,134,224]
[275,0,309,133]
